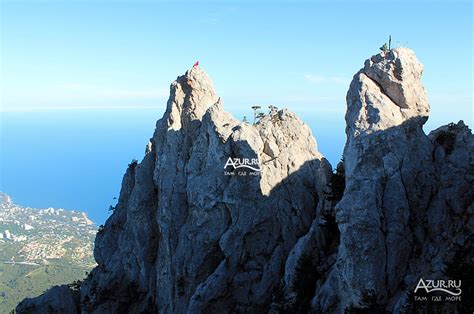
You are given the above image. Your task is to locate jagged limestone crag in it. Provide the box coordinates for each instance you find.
[17,48,473,313]
[17,66,332,313]
[311,48,473,313]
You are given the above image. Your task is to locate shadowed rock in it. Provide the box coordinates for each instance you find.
[17,65,332,313]
[16,50,473,314]
[312,48,473,313]
[16,285,80,314]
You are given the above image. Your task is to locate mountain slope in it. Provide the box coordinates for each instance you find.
[81,66,332,313]
[312,47,474,312]
[16,48,474,313]
[0,192,96,312]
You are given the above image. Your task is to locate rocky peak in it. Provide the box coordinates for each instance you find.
[311,48,474,313]
[31,66,332,313]
[256,109,328,195]
[16,53,473,314]
[346,47,429,139]
[163,66,218,131]
[364,48,428,111]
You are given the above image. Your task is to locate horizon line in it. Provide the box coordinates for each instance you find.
[0,105,167,113]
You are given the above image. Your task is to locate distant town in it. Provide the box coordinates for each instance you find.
[0,192,97,311]
[0,192,96,265]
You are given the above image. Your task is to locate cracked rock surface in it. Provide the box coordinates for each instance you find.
[18,66,332,313]
[311,48,473,313]
[17,49,473,313]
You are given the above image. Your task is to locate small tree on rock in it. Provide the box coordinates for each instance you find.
[251,105,262,125]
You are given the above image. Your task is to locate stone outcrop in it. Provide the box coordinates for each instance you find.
[18,66,331,313]
[17,48,473,313]
[16,285,80,314]
[311,48,473,313]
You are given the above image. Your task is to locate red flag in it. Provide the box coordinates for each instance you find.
[193,61,199,67]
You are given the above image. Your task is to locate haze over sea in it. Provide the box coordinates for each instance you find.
[1,106,345,224]
[1,1,471,224]
[1,102,470,224]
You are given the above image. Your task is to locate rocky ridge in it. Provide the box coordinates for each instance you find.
[17,48,473,313]
[311,48,473,313]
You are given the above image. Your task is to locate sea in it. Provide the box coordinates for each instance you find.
[0,107,345,225]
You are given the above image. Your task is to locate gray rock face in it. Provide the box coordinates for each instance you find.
[312,48,473,313]
[74,66,331,313]
[17,49,473,313]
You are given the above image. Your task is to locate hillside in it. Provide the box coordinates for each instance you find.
[0,192,96,312]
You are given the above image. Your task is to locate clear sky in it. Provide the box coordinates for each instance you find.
[0,0,472,223]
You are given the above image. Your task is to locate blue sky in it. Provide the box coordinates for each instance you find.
[1,1,472,120]
[0,0,472,223]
